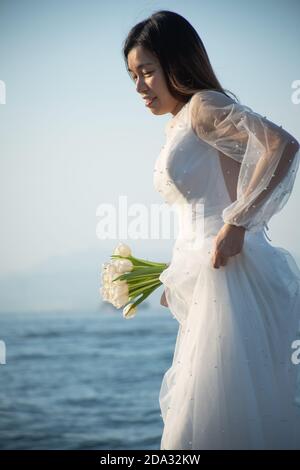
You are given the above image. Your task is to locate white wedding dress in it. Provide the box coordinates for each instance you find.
[154,89,300,450]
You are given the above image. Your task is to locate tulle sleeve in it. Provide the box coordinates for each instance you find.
[190,90,300,232]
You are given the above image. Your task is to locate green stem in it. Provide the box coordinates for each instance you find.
[128,277,161,292]
[113,267,164,282]
[111,254,167,268]
[130,256,167,267]
[128,283,161,309]
[129,280,161,298]
[125,274,159,283]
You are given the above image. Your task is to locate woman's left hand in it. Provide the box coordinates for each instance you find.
[211,223,246,268]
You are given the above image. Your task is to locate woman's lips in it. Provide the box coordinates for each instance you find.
[145,97,157,107]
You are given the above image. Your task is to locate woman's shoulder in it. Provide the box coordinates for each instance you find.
[189,89,236,110]
[188,89,237,133]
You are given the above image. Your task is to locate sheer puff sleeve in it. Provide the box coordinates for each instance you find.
[190,90,300,232]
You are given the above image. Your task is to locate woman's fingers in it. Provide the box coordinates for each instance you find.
[160,290,169,307]
[220,255,228,266]
[212,251,228,268]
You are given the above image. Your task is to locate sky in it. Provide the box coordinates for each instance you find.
[0,0,299,311]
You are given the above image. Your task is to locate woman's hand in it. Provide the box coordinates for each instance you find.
[211,223,246,268]
[160,290,169,307]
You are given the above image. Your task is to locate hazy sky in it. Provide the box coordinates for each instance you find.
[0,0,299,277]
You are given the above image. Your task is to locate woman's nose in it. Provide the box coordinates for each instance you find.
[136,77,147,94]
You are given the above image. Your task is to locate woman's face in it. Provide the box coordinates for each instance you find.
[127,46,184,117]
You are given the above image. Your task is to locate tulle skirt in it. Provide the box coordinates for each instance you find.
[158,224,300,449]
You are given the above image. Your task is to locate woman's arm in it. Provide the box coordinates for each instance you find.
[190,90,300,267]
[190,90,300,230]
[238,136,299,211]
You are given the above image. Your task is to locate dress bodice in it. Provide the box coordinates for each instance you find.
[153,90,300,243]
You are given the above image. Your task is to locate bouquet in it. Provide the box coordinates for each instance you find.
[100,243,168,319]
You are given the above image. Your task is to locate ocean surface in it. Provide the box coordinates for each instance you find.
[0,307,178,450]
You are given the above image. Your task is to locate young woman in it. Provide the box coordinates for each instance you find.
[123,10,300,450]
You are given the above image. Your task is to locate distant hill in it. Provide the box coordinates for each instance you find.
[0,249,157,314]
[0,246,299,314]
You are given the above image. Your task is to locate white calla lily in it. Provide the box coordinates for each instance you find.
[102,272,110,283]
[113,279,127,288]
[100,246,168,317]
[113,243,132,257]
[113,293,129,308]
[100,287,111,301]
[123,303,137,319]
[114,259,133,273]
[111,284,129,298]
[107,263,117,275]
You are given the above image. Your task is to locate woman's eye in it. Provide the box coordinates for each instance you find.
[131,72,153,82]
[132,72,153,81]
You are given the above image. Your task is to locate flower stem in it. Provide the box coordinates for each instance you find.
[127,276,161,292]
[111,254,167,268]
[127,283,159,309]
[129,280,161,298]
[114,267,164,282]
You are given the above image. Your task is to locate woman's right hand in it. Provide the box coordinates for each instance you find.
[160,290,169,308]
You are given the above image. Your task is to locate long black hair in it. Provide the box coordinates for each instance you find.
[122,10,238,104]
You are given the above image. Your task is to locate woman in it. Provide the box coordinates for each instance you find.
[123,10,300,450]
